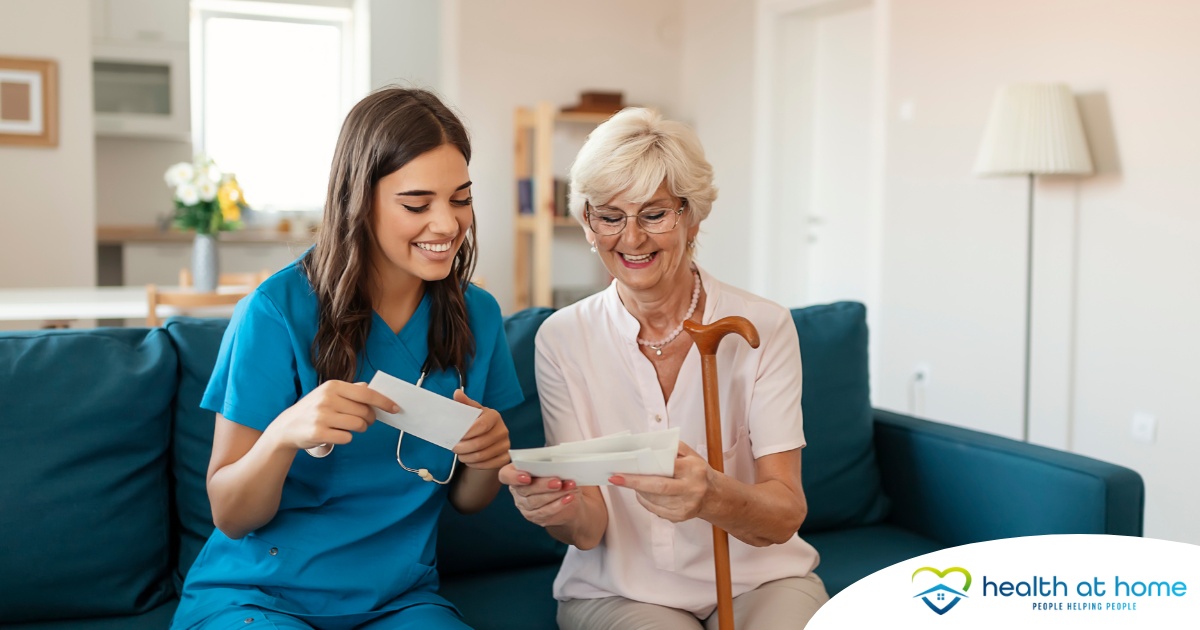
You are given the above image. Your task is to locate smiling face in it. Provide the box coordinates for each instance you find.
[370,143,474,293]
[588,180,699,295]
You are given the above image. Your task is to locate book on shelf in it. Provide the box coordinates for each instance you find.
[517,178,533,214]
[554,178,570,218]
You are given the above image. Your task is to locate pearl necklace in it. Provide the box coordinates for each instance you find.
[638,269,701,356]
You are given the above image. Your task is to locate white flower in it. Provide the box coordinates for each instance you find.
[176,183,200,206]
[164,162,195,187]
[198,180,218,202]
[201,163,223,184]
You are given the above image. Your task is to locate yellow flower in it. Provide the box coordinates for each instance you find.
[218,176,247,223]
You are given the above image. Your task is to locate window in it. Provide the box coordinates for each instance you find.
[191,0,361,213]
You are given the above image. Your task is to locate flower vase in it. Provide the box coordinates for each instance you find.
[191,233,219,292]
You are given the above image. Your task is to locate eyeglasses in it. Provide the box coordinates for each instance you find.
[584,200,686,236]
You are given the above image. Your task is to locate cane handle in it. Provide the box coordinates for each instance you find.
[683,317,760,356]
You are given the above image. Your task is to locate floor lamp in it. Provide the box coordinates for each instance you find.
[974,83,1093,442]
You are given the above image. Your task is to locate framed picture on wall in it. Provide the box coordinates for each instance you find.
[0,56,58,147]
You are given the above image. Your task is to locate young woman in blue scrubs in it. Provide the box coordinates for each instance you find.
[172,88,524,630]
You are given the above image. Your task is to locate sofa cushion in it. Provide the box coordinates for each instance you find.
[0,600,178,630]
[437,308,566,576]
[804,524,943,595]
[0,329,177,623]
[793,302,890,532]
[163,317,229,587]
[439,564,560,630]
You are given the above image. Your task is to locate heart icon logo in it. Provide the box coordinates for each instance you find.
[912,566,972,615]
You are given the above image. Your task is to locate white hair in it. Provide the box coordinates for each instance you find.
[568,108,718,229]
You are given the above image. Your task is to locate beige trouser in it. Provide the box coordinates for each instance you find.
[557,573,830,630]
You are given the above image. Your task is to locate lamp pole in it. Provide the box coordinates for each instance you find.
[1022,172,1034,443]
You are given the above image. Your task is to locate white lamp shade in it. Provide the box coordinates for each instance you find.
[974,83,1094,176]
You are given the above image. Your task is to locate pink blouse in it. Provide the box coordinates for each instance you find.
[534,265,821,618]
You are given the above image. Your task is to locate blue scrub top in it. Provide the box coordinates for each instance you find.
[173,260,523,628]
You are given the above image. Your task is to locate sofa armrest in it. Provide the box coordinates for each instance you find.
[872,409,1144,546]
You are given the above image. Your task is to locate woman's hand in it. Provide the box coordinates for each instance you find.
[499,465,582,527]
[610,442,713,523]
[452,390,510,470]
[266,380,396,451]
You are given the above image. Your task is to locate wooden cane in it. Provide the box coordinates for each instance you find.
[683,316,760,630]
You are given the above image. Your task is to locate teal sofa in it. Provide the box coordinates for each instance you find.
[0,302,1143,629]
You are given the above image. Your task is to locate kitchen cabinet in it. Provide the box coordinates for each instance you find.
[91,0,191,139]
[92,0,189,47]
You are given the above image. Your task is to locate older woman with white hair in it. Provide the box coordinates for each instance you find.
[499,108,829,629]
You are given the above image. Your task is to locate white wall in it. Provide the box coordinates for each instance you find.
[95,137,190,226]
[444,0,684,312]
[0,0,95,288]
[369,0,440,90]
[679,0,757,292]
[874,0,1200,544]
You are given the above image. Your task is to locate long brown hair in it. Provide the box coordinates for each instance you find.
[302,87,477,383]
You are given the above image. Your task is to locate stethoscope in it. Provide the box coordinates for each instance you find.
[305,367,463,485]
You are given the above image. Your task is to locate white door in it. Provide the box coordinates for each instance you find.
[805,5,874,305]
[766,1,877,308]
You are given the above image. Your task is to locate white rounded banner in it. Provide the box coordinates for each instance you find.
[808,535,1199,629]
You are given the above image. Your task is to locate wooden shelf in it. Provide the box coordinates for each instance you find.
[97,225,313,246]
[515,215,578,233]
[555,111,616,125]
[512,102,605,309]
[514,109,614,129]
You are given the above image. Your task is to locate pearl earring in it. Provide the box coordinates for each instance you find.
[590,243,597,253]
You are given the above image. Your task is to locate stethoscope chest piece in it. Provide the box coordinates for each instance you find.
[306,367,463,485]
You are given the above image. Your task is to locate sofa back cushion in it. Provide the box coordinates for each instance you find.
[0,329,177,623]
[793,301,890,532]
[163,317,229,587]
[437,307,568,576]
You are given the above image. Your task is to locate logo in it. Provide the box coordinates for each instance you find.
[912,566,972,615]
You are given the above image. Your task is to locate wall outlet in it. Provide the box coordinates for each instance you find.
[1131,412,1156,444]
[913,363,931,385]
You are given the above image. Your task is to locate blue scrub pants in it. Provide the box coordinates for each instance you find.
[190,603,471,630]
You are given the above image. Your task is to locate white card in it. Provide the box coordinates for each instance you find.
[509,427,680,486]
[367,370,481,450]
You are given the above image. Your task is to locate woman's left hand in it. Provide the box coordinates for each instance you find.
[452,390,511,470]
[610,442,713,522]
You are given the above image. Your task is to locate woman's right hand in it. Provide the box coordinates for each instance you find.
[499,464,581,528]
[267,380,399,451]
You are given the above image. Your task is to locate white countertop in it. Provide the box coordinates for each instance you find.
[0,286,247,322]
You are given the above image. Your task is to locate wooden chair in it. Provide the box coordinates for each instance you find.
[179,268,271,288]
[146,285,251,326]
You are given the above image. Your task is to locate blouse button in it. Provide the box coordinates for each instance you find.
[654,414,662,423]
[244,618,254,624]
[268,547,278,556]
